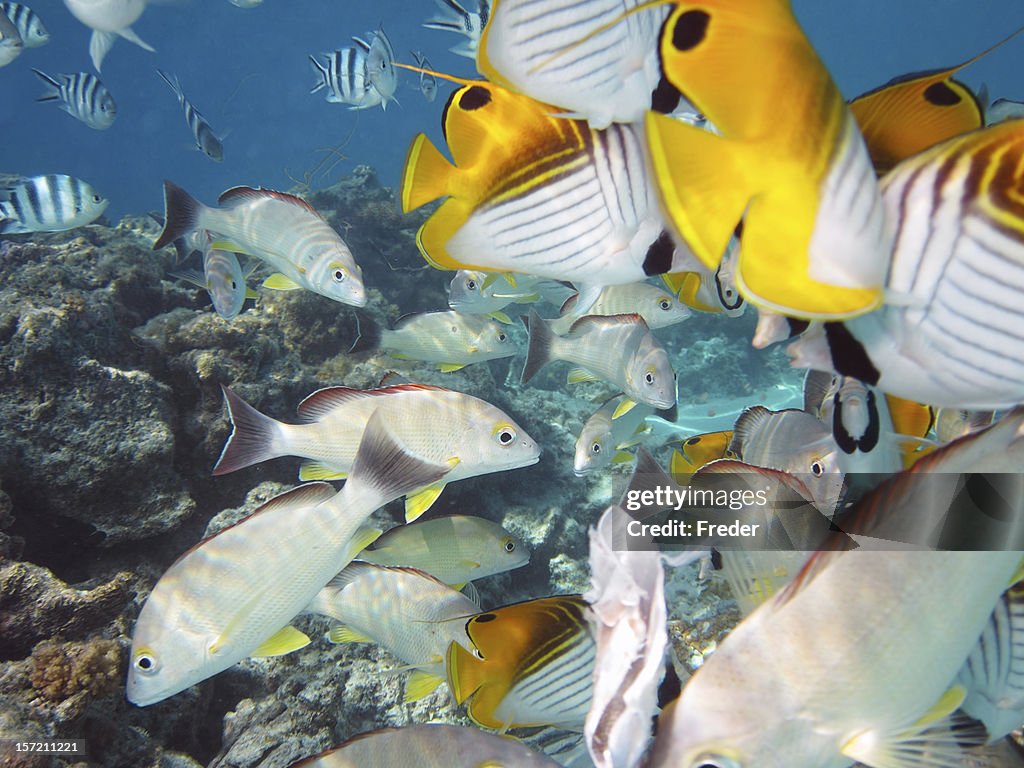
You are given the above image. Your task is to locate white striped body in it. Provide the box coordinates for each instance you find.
[309,46,383,110]
[1,2,47,46]
[422,0,490,59]
[552,282,690,334]
[447,121,672,293]
[307,562,478,678]
[202,243,247,320]
[479,0,669,128]
[0,174,107,233]
[157,69,222,162]
[379,311,515,365]
[653,551,1023,768]
[195,188,364,306]
[34,69,116,130]
[0,10,20,65]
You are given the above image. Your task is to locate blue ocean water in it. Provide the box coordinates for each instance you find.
[1,0,1022,221]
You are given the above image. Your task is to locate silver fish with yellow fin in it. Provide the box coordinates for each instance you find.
[575,396,661,476]
[552,282,690,335]
[127,410,451,706]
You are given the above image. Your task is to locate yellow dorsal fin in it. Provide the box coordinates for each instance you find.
[251,625,311,658]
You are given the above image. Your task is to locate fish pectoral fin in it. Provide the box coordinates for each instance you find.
[327,623,374,644]
[298,460,347,481]
[262,273,303,291]
[403,669,445,703]
[250,625,311,657]
[611,451,635,465]
[438,362,466,372]
[567,367,601,385]
[460,581,481,607]
[244,287,259,300]
[488,311,513,325]
[209,239,250,254]
[611,399,638,419]
[841,685,979,768]
[404,482,447,522]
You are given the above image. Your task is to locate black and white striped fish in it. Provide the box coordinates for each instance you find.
[423,0,489,59]
[0,9,21,67]
[360,27,397,110]
[0,2,47,47]
[33,70,116,130]
[411,51,436,103]
[157,69,223,162]
[0,174,108,234]
[309,46,382,110]
[789,119,1024,409]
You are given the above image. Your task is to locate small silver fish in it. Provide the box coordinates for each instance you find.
[574,396,655,476]
[0,174,108,234]
[1,2,47,47]
[33,69,117,130]
[157,69,223,162]
[553,282,691,334]
[411,50,436,103]
[0,9,22,66]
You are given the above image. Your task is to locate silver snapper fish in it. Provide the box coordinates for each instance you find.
[62,0,154,71]
[0,174,108,234]
[422,0,489,59]
[553,282,691,334]
[153,180,365,306]
[212,382,540,521]
[157,69,223,162]
[447,270,573,322]
[349,309,515,371]
[357,514,530,587]
[305,562,480,701]
[170,233,251,320]
[127,411,451,706]
[574,396,657,476]
[289,724,562,768]
[788,120,1024,409]
[477,0,669,128]
[523,309,676,410]
[1,2,45,47]
[0,10,21,66]
[33,69,116,130]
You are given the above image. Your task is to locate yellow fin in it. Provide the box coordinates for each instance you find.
[404,669,444,703]
[481,273,501,290]
[401,133,453,213]
[263,273,302,291]
[670,448,698,484]
[438,362,466,372]
[416,200,477,271]
[885,395,934,439]
[209,239,248,254]
[244,287,259,300]
[251,625,311,657]
[611,451,634,465]
[489,311,513,324]
[567,367,601,385]
[328,624,374,644]
[405,483,447,522]
[503,274,517,288]
[612,399,638,419]
[298,460,347,481]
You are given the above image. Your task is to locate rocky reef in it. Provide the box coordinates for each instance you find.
[0,168,782,767]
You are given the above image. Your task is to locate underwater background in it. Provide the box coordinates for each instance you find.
[1,1,1024,766]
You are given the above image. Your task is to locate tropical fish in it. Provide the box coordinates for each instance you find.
[730,406,844,516]
[349,309,515,371]
[668,429,733,484]
[401,80,689,312]
[360,27,397,110]
[212,383,540,521]
[33,70,117,130]
[157,69,223,162]
[411,50,436,103]
[936,408,995,444]
[127,410,452,706]
[447,595,595,730]
[787,120,1024,409]
[422,0,490,59]
[662,239,744,317]
[987,97,1024,125]
[447,271,571,322]
[170,233,252,320]
[0,174,108,234]
[644,0,890,319]
[309,45,382,110]
[62,0,155,72]
[574,396,657,476]
[305,562,479,701]
[0,9,21,66]
[849,27,1024,174]
[289,724,562,768]
[552,282,690,335]
[1,2,47,47]
[476,0,669,128]
[153,180,366,307]
[356,514,529,587]
[523,310,676,411]
[584,505,671,768]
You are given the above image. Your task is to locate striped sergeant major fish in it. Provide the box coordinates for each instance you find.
[33,69,117,130]
[411,51,437,103]
[423,0,489,59]
[309,46,382,111]
[0,174,108,234]
[0,2,47,47]
[788,119,1024,410]
[156,69,223,162]
[0,9,21,66]
[359,27,397,110]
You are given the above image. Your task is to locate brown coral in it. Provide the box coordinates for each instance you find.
[29,638,122,704]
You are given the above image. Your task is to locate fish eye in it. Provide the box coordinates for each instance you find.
[812,460,824,476]
[644,370,655,385]
[497,332,507,342]
[230,280,237,290]
[466,279,477,290]
[332,268,346,283]
[591,442,601,454]
[134,653,158,675]
[495,426,517,446]
[92,195,102,204]
[504,539,516,553]
[658,297,672,310]
[450,325,459,334]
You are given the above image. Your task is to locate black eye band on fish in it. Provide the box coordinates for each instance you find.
[832,389,881,454]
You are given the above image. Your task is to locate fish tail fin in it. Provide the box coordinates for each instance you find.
[153,180,202,251]
[308,54,328,94]
[156,68,182,100]
[521,309,556,385]
[340,409,452,509]
[31,69,61,101]
[118,25,155,53]
[401,133,453,212]
[212,385,287,475]
[348,310,382,354]
[645,112,751,271]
